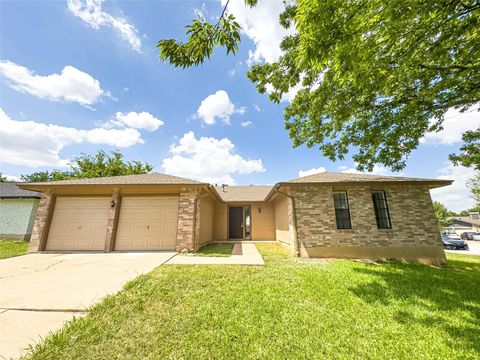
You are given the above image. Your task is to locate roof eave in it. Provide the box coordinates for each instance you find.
[276,180,454,189]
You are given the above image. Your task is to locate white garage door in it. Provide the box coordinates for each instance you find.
[46,197,110,251]
[115,196,179,250]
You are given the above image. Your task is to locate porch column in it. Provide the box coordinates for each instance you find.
[104,188,121,252]
[28,189,56,253]
[286,188,300,257]
[176,189,200,252]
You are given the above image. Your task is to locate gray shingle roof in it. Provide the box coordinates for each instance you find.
[21,173,205,186]
[214,185,274,202]
[0,183,41,198]
[283,171,452,187]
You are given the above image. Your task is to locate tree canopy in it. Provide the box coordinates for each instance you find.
[158,0,480,171]
[432,201,454,228]
[20,150,153,183]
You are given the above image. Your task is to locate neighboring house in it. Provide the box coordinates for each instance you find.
[19,172,451,264]
[0,183,41,241]
[445,213,480,235]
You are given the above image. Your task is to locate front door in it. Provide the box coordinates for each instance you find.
[228,206,243,239]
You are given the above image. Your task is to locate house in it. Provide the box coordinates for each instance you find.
[0,183,41,241]
[19,171,452,264]
[445,213,480,235]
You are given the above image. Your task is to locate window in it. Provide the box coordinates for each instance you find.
[372,191,391,229]
[333,191,351,229]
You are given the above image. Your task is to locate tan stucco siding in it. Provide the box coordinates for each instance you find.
[273,196,290,244]
[251,203,275,240]
[290,184,446,264]
[214,203,228,241]
[199,195,215,245]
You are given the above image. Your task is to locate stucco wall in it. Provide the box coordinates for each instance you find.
[199,195,215,245]
[290,184,446,264]
[214,203,228,240]
[251,202,275,240]
[273,195,290,245]
[0,198,39,240]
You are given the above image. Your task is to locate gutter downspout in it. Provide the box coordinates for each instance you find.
[274,184,300,257]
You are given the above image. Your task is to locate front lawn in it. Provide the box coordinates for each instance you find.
[0,239,29,259]
[25,244,480,359]
[196,243,233,257]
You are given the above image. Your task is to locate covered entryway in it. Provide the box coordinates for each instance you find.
[114,196,179,250]
[46,197,110,251]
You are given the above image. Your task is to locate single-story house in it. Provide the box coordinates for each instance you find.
[445,213,480,235]
[0,183,41,241]
[19,171,452,264]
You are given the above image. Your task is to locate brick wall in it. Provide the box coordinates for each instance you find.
[175,190,200,252]
[28,191,55,253]
[289,183,445,263]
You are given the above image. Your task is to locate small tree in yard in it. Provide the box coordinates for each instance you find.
[433,201,454,229]
[21,150,153,182]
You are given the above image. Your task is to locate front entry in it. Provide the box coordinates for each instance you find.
[228,206,251,240]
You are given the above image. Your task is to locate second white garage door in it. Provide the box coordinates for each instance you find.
[115,196,179,250]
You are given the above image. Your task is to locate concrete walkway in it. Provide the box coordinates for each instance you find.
[165,243,264,265]
[0,252,175,359]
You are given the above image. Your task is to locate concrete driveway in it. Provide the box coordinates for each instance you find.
[0,251,176,359]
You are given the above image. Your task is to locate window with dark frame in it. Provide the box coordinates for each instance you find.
[333,191,352,229]
[372,191,392,229]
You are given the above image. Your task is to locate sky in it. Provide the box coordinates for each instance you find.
[0,0,478,212]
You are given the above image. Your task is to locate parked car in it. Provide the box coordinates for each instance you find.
[473,233,480,241]
[444,232,461,240]
[460,232,479,240]
[441,234,469,250]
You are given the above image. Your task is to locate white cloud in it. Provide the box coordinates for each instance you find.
[105,111,164,131]
[67,0,142,52]
[0,108,144,168]
[228,68,236,77]
[240,120,253,127]
[431,163,476,212]
[298,167,326,177]
[162,131,264,184]
[0,60,108,106]
[3,174,21,182]
[222,0,294,65]
[253,104,261,112]
[422,108,480,145]
[196,90,245,125]
[340,165,392,175]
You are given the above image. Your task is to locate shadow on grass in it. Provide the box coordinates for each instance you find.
[348,258,480,355]
[196,243,234,257]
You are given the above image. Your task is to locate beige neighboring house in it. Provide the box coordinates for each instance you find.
[445,213,480,235]
[19,171,452,264]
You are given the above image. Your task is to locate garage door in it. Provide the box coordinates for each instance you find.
[46,197,110,251]
[115,196,179,250]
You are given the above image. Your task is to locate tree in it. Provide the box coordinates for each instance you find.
[467,172,480,207]
[21,150,153,183]
[158,0,480,171]
[0,173,10,183]
[450,129,480,170]
[433,201,453,229]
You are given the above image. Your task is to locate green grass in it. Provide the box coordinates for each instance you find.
[24,244,480,359]
[196,243,234,257]
[0,239,29,259]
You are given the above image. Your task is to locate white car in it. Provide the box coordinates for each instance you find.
[473,233,480,241]
[445,233,461,240]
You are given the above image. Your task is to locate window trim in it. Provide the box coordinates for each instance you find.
[333,191,352,230]
[372,190,392,229]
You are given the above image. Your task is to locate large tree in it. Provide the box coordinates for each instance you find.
[433,201,454,228]
[158,0,480,171]
[21,150,153,183]
[467,172,480,207]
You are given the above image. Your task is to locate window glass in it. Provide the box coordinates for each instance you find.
[333,192,352,229]
[372,191,392,229]
[244,206,251,239]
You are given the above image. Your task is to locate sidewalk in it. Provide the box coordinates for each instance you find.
[164,243,264,265]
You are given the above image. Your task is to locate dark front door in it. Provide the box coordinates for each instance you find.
[229,207,243,239]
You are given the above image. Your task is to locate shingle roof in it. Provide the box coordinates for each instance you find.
[214,185,274,202]
[0,183,41,198]
[20,173,205,186]
[447,216,480,227]
[283,171,452,187]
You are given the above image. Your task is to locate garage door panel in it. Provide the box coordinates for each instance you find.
[46,197,109,251]
[115,196,179,251]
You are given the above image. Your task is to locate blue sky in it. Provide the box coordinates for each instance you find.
[0,0,478,212]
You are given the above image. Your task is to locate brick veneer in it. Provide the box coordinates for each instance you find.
[28,190,55,253]
[289,183,445,263]
[104,188,121,252]
[175,190,200,252]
